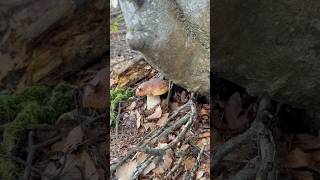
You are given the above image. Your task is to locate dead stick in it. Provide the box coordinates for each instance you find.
[23,131,35,180]
[130,156,156,180]
[164,155,185,179]
[188,145,205,180]
[0,154,52,178]
[166,81,173,110]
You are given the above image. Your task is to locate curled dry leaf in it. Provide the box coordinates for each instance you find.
[196,170,205,179]
[180,144,190,152]
[115,160,137,180]
[135,110,142,128]
[157,113,169,127]
[146,105,162,120]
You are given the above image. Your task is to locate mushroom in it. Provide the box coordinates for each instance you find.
[135,79,169,109]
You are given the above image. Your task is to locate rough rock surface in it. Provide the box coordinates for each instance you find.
[119,0,210,96]
[0,0,106,89]
[215,0,320,110]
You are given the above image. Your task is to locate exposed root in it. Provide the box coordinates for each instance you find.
[110,99,198,179]
[212,95,277,179]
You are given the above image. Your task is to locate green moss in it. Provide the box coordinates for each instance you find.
[110,87,133,126]
[0,84,74,180]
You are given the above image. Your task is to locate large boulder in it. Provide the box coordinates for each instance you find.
[119,0,210,96]
[0,0,105,89]
[215,0,320,110]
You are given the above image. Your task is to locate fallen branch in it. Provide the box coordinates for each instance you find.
[188,145,205,180]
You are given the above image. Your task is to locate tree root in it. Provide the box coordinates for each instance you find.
[212,95,277,179]
[110,99,198,179]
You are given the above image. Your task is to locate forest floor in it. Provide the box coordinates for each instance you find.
[110,12,210,180]
[109,10,320,180]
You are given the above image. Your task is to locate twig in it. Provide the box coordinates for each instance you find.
[115,101,123,138]
[166,81,173,110]
[164,155,185,179]
[23,131,35,180]
[0,154,52,178]
[130,156,156,180]
[188,145,205,180]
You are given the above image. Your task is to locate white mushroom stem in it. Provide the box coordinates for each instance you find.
[146,95,161,110]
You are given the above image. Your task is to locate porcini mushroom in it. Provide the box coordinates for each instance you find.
[135,79,169,109]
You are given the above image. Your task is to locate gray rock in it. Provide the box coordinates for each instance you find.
[119,0,210,96]
[215,0,320,110]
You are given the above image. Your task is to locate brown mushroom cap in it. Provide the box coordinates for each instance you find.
[135,79,169,96]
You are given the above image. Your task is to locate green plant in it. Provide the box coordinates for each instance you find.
[0,84,74,180]
[111,14,124,33]
[110,87,133,126]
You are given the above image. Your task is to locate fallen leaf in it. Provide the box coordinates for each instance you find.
[135,110,142,128]
[184,157,195,170]
[143,123,156,131]
[146,105,162,120]
[63,126,84,152]
[157,113,169,127]
[80,151,99,180]
[152,152,173,175]
[196,171,205,179]
[287,148,310,168]
[127,101,137,110]
[115,160,137,180]
[180,144,190,152]
[224,92,251,130]
[143,161,156,175]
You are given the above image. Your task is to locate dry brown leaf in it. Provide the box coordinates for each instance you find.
[142,161,156,176]
[146,105,162,120]
[63,126,83,152]
[115,160,137,180]
[152,153,173,175]
[143,123,156,131]
[127,101,137,110]
[196,138,210,149]
[184,157,196,170]
[157,113,169,127]
[180,144,190,152]
[196,170,205,179]
[287,148,310,168]
[80,151,99,180]
[224,92,247,130]
[135,110,142,128]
